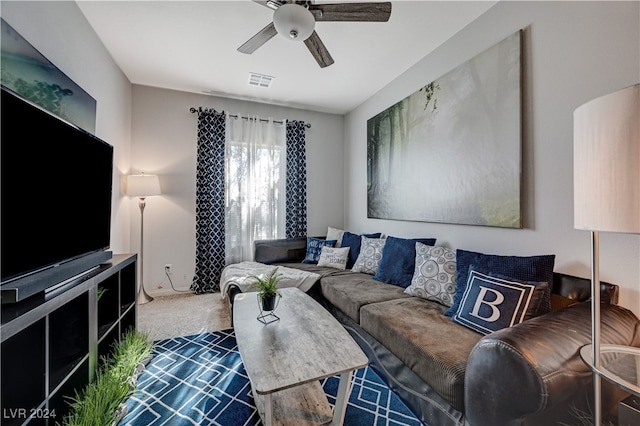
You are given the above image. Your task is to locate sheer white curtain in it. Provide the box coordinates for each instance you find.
[225,114,286,264]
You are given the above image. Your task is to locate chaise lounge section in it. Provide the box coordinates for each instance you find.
[234,236,640,425]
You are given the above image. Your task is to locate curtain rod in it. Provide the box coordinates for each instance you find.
[189,107,311,128]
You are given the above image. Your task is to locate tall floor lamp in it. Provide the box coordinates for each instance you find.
[126,173,162,305]
[574,83,639,425]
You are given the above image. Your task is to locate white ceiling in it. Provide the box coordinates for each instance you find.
[77,0,497,114]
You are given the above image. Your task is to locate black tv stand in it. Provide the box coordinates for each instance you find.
[0,253,137,425]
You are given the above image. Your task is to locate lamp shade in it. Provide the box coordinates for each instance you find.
[273,3,315,41]
[126,174,161,197]
[574,83,640,234]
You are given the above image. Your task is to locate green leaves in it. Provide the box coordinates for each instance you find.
[246,267,283,298]
[58,330,154,426]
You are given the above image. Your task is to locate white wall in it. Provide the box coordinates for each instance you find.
[131,85,344,295]
[1,1,133,255]
[345,1,640,317]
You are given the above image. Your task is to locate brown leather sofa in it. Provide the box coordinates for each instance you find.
[234,237,640,426]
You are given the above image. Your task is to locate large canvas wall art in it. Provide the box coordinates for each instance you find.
[1,19,97,133]
[367,31,522,228]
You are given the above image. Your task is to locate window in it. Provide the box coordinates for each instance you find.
[225,117,286,263]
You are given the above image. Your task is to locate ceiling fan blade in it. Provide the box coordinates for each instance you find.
[238,22,278,54]
[309,2,392,22]
[251,0,285,10]
[304,31,334,68]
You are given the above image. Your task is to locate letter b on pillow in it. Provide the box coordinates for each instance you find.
[470,286,505,322]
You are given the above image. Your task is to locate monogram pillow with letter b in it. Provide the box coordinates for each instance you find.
[452,267,548,335]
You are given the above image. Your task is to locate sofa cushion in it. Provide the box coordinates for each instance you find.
[373,236,436,288]
[451,268,549,335]
[326,226,345,247]
[445,249,555,318]
[359,297,481,411]
[404,243,457,307]
[276,262,352,279]
[550,293,579,311]
[254,237,308,264]
[317,246,350,270]
[351,236,387,275]
[302,237,337,264]
[320,273,410,323]
[341,231,383,268]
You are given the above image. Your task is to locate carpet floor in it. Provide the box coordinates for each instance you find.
[137,292,231,341]
[118,330,423,426]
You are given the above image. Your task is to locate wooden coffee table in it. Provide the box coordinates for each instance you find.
[233,287,368,426]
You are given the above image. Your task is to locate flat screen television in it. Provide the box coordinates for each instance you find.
[1,86,114,303]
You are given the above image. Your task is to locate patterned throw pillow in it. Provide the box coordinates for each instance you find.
[404,243,457,307]
[451,268,549,335]
[351,236,387,275]
[374,236,437,288]
[444,249,555,318]
[341,231,382,269]
[302,237,337,264]
[317,246,350,270]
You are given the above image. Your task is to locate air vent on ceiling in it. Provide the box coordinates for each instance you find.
[248,72,274,88]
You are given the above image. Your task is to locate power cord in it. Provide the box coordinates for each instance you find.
[165,266,192,293]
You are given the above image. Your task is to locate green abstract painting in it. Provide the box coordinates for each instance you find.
[367,31,522,228]
[1,19,96,133]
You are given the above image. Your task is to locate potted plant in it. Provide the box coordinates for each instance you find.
[59,330,153,426]
[246,267,283,312]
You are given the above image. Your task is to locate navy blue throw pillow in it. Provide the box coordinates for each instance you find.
[444,249,555,317]
[373,236,436,288]
[302,237,337,264]
[452,267,549,335]
[341,231,382,269]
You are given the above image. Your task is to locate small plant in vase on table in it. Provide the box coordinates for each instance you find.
[246,267,283,313]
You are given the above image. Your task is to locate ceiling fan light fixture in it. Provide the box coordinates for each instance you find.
[273,3,315,41]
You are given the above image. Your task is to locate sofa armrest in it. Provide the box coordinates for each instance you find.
[552,272,619,305]
[465,302,640,426]
[254,237,308,264]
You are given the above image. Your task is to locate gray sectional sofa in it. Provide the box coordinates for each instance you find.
[227,236,640,426]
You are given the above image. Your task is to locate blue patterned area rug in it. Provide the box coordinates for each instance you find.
[119,329,423,426]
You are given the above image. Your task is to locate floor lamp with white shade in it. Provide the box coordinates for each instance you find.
[574,83,640,425]
[126,173,162,305]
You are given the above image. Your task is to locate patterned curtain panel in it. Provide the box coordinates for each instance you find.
[285,121,308,238]
[191,108,226,294]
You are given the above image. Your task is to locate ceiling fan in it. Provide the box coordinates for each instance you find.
[238,0,392,68]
